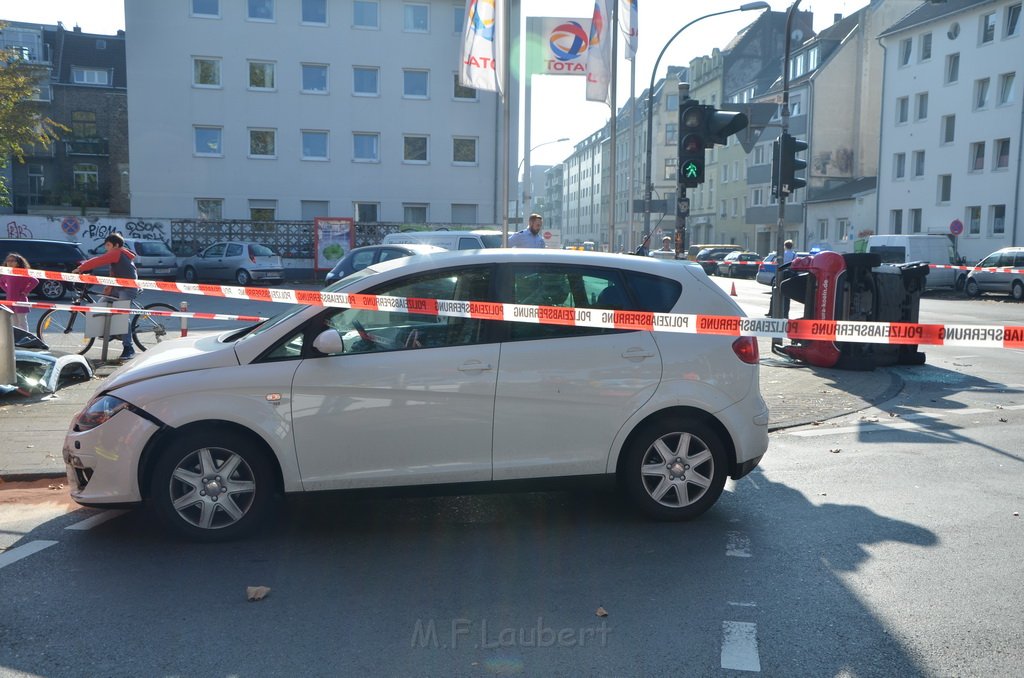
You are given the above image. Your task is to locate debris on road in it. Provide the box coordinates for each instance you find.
[595,606,608,618]
[830,449,841,454]
[246,586,271,602]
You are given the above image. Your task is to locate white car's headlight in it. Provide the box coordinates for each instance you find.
[75,395,130,432]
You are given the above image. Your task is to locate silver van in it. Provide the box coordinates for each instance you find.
[381,229,503,250]
[965,247,1024,301]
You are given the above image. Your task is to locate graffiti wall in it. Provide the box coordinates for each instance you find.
[3,216,172,254]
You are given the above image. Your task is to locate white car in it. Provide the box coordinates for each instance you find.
[64,250,769,540]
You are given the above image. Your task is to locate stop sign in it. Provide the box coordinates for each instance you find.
[543,231,552,240]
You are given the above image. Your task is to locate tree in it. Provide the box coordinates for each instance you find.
[0,32,67,206]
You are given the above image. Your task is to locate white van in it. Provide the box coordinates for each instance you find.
[867,235,960,290]
[381,229,503,251]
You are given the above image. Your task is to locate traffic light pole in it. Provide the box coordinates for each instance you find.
[674,82,689,259]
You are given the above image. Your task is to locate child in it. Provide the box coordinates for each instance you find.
[1,253,39,332]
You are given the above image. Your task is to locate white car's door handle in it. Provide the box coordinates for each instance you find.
[621,348,655,360]
[458,361,493,372]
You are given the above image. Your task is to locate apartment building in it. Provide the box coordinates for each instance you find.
[125,0,519,224]
[877,0,1022,262]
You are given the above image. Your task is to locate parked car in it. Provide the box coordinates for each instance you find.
[64,250,769,540]
[867,234,961,290]
[717,251,762,278]
[965,247,1024,300]
[686,243,742,261]
[180,242,284,286]
[88,238,179,281]
[695,248,735,275]
[755,251,811,286]
[324,244,445,285]
[381,229,503,250]
[0,238,87,300]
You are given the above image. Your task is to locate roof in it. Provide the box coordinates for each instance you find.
[880,0,997,38]
[803,177,878,204]
[45,25,127,88]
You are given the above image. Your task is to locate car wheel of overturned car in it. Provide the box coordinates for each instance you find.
[150,428,276,541]
[965,278,980,297]
[621,418,728,521]
[37,280,66,301]
[183,266,198,284]
[1012,281,1024,301]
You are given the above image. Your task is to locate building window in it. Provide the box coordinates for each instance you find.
[403,135,428,163]
[403,69,429,98]
[248,129,276,158]
[353,1,379,28]
[753,145,765,165]
[915,92,928,120]
[920,32,932,60]
[453,4,465,33]
[301,0,327,24]
[196,198,223,220]
[453,137,478,164]
[249,199,277,221]
[301,64,328,93]
[890,209,903,234]
[970,142,986,171]
[991,204,1006,235]
[899,38,912,66]
[72,68,109,85]
[896,96,909,123]
[981,12,996,43]
[403,203,428,223]
[910,208,922,233]
[998,72,1016,105]
[913,150,925,177]
[894,153,906,179]
[1007,4,1022,38]
[938,174,952,203]
[945,53,959,84]
[751,188,763,206]
[974,78,990,109]
[355,202,379,222]
[721,164,729,183]
[967,206,981,234]
[193,57,221,87]
[808,46,819,71]
[664,157,677,180]
[666,94,678,111]
[453,74,476,100]
[451,203,478,224]
[72,111,97,138]
[817,219,829,241]
[73,163,99,192]
[191,0,220,18]
[994,138,1010,169]
[301,130,328,160]
[194,126,223,156]
[941,115,955,144]
[837,218,850,241]
[301,200,329,220]
[353,66,379,95]
[404,3,429,32]
[665,123,677,145]
[247,0,274,20]
[248,61,276,90]
[353,133,379,161]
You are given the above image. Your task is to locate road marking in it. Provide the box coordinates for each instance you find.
[721,621,761,672]
[728,602,758,608]
[726,531,752,558]
[65,509,129,531]
[0,540,58,570]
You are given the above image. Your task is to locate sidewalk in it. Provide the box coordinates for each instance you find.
[0,349,904,480]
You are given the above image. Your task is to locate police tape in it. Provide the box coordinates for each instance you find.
[929,264,1024,275]
[0,299,267,323]
[2,266,1023,349]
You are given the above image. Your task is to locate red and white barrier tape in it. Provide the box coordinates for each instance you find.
[0,299,266,323]
[2,266,1023,349]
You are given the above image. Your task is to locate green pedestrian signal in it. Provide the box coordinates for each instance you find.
[683,162,700,179]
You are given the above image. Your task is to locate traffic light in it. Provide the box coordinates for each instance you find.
[678,99,705,188]
[704,108,749,147]
[772,132,808,198]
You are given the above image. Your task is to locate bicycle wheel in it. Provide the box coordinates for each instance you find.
[36,309,95,355]
[132,302,177,351]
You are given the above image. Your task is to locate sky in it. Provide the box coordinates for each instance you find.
[4,0,866,168]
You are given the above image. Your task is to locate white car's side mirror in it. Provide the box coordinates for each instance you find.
[312,329,344,355]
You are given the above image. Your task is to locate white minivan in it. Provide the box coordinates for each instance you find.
[381,229,503,250]
[867,235,961,290]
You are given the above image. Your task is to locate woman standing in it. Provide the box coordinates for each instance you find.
[1,253,39,332]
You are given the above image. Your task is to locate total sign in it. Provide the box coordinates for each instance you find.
[525,17,594,77]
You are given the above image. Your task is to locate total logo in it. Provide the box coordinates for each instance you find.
[549,21,589,61]
[468,0,496,41]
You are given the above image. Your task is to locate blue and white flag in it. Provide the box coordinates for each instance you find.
[460,0,505,95]
[620,0,637,61]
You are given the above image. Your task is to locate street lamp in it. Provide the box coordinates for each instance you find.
[642,2,770,239]
[519,137,570,222]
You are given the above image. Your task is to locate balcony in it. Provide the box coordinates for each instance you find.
[65,138,110,156]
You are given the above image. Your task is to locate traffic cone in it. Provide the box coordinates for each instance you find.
[730,282,737,297]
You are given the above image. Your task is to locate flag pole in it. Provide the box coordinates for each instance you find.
[607,0,618,252]
[500,0,511,247]
[627,57,636,252]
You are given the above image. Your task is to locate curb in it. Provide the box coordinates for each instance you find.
[767,368,905,432]
[0,471,67,484]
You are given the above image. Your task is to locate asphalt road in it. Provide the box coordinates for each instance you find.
[2,273,1022,676]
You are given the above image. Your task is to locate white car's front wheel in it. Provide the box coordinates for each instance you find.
[150,429,275,541]
[621,419,728,521]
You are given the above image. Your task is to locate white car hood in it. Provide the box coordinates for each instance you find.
[102,333,240,393]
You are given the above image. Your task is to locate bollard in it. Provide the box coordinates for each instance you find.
[0,307,16,386]
[180,301,188,337]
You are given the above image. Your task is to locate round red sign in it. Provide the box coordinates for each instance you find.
[543,231,552,240]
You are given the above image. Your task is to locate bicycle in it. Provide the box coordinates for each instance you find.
[35,284,178,355]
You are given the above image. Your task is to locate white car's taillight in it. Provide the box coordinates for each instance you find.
[732,336,759,365]
[75,395,129,431]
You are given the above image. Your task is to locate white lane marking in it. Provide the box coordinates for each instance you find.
[0,540,58,570]
[721,621,761,672]
[726,531,752,558]
[65,509,129,531]
[728,602,758,608]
